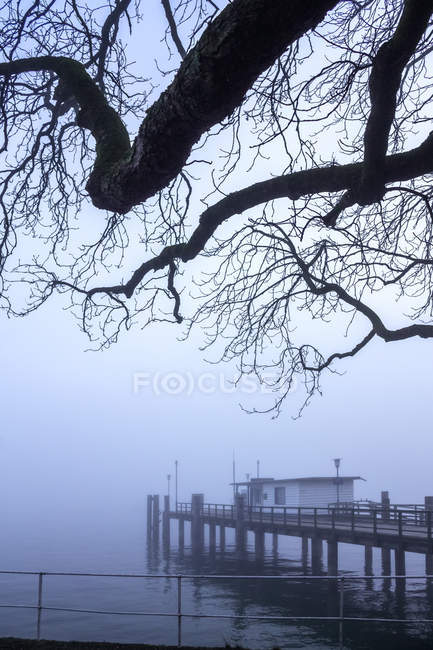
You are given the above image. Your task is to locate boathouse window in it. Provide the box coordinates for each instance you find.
[274,487,285,505]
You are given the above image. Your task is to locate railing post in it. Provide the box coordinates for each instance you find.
[398,511,403,538]
[314,508,317,529]
[298,507,301,527]
[36,572,43,640]
[373,509,377,535]
[177,575,182,648]
[271,506,274,524]
[284,507,287,526]
[332,508,335,530]
[351,508,355,532]
[339,576,344,650]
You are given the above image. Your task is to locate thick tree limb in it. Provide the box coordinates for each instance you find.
[0,56,131,174]
[358,0,433,204]
[0,0,339,213]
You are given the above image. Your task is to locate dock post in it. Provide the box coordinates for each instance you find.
[255,530,265,557]
[311,537,323,574]
[191,493,204,551]
[301,535,309,566]
[272,533,278,554]
[152,494,160,542]
[381,546,391,575]
[381,491,390,522]
[364,545,373,575]
[327,539,338,576]
[209,522,216,550]
[163,495,170,547]
[147,495,153,540]
[235,494,246,552]
[178,518,185,548]
[395,546,406,593]
[395,546,406,576]
[219,525,226,551]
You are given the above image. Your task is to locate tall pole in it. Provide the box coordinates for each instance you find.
[167,473,171,500]
[232,450,236,502]
[257,459,260,478]
[246,473,250,506]
[333,458,342,506]
[175,460,178,510]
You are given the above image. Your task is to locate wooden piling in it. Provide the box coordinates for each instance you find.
[255,529,265,556]
[191,493,204,550]
[152,494,160,542]
[219,525,226,551]
[381,491,390,522]
[163,495,170,546]
[301,535,309,564]
[209,522,216,549]
[235,493,246,552]
[147,495,153,540]
[395,546,406,576]
[364,545,373,575]
[311,537,322,574]
[327,539,338,576]
[272,532,278,554]
[381,546,391,575]
[178,518,185,548]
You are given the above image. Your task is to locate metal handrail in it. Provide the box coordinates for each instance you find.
[1,570,433,650]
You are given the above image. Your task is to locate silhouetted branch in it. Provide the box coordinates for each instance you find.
[161,0,187,59]
[358,0,433,204]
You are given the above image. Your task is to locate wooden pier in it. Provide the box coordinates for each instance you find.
[147,493,433,576]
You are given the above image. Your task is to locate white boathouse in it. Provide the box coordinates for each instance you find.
[235,476,364,508]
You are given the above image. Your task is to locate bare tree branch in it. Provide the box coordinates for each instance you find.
[82,129,433,300]
[161,0,187,59]
[358,0,433,204]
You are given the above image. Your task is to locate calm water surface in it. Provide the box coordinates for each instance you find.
[1,508,433,649]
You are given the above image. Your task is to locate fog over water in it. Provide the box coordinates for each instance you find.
[1,292,433,553]
[1,3,433,647]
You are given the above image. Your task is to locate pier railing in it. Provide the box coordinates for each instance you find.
[1,570,432,650]
[175,502,433,543]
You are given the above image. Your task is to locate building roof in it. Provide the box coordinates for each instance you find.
[232,476,365,486]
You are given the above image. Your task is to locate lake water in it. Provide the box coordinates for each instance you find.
[1,509,433,649]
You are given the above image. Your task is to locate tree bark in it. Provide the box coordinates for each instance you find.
[87,0,339,213]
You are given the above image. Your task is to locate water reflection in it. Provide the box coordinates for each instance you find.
[1,526,433,649]
[153,528,433,649]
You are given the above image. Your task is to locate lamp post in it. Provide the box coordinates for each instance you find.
[333,458,342,506]
[246,473,250,506]
[167,473,171,500]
